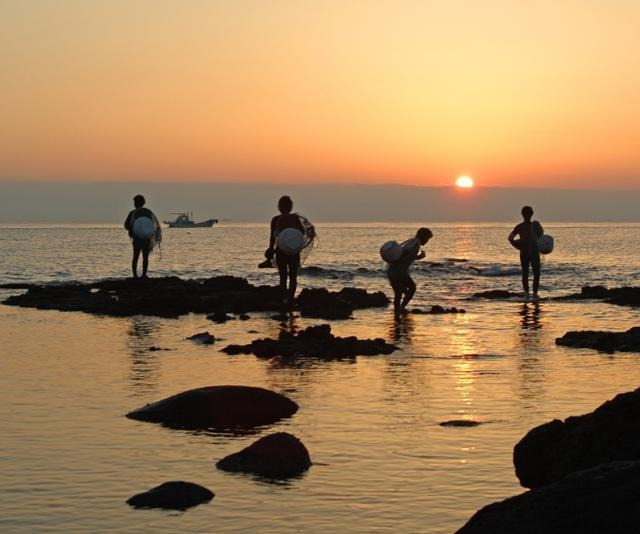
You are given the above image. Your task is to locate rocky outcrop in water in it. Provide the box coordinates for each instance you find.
[457,461,640,534]
[126,385,298,430]
[296,287,389,319]
[555,326,640,353]
[439,420,481,427]
[411,305,466,314]
[513,387,640,489]
[127,481,214,510]
[222,324,397,360]
[186,332,215,345]
[216,432,311,479]
[1,276,389,319]
[471,290,523,300]
[554,285,640,307]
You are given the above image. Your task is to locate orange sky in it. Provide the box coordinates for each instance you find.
[1,1,639,188]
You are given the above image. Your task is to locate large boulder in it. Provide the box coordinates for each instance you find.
[216,432,311,478]
[513,387,640,488]
[127,481,214,510]
[555,326,640,353]
[126,385,298,430]
[457,461,640,534]
[222,324,397,360]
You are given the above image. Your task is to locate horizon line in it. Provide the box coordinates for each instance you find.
[2,180,639,192]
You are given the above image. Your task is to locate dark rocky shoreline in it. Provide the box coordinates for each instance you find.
[458,387,640,533]
[1,276,389,320]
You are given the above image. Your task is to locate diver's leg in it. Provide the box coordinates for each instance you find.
[389,277,402,313]
[287,255,299,301]
[275,251,288,298]
[400,276,416,312]
[141,246,150,278]
[520,252,530,294]
[532,253,541,296]
[132,244,141,278]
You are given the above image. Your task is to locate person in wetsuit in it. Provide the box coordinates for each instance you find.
[508,205,544,298]
[124,194,161,279]
[387,227,433,316]
[265,195,306,304]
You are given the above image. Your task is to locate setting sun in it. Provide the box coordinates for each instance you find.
[456,176,474,188]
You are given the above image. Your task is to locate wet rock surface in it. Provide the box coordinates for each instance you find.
[457,461,640,534]
[126,385,298,430]
[127,481,214,510]
[222,324,398,360]
[207,311,234,323]
[471,290,524,300]
[554,285,640,307]
[556,326,640,353]
[439,420,481,427]
[2,276,389,319]
[513,387,640,489]
[411,305,466,314]
[296,287,389,319]
[216,432,311,479]
[186,332,215,345]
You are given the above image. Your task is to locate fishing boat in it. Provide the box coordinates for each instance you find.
[164,212,218,228]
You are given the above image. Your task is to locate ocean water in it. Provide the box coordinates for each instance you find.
[1,222,639,533]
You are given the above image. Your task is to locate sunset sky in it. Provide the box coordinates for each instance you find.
[2,1,639,188]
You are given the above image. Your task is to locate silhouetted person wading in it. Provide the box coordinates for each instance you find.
[508,205,544,299]
[265,195,306,304]
[386,227,432,316]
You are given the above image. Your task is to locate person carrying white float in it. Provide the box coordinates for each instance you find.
[380,227,432,317]
[124,194,162,279]
[264,195,316,305]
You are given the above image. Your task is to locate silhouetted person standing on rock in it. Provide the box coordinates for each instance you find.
[509,205,544,299]
[124,194,162,279]
[265,195,306,304]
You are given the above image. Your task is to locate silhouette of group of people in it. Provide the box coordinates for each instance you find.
[124,194,545,311]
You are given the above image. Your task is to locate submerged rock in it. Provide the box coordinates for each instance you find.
[513,387,640,489]
[471,290,522,300]
[126,385,298,430]
[222,324,397,360]
[207,311,234,323]
[457,461,640,534]
[186,332,215,345]
[127,481,214,510]
[439,420,481,427]
[554,285,640,307]
[555,326,640,353]
[411,305,466,314]
[2,276,389,319]
[216,432,311,478]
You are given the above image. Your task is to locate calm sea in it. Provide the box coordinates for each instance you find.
[1,222,639,532]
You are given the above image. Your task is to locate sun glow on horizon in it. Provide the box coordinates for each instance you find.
[456,176,474,188]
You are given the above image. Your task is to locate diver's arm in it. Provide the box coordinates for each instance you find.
[266,216,277,257]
